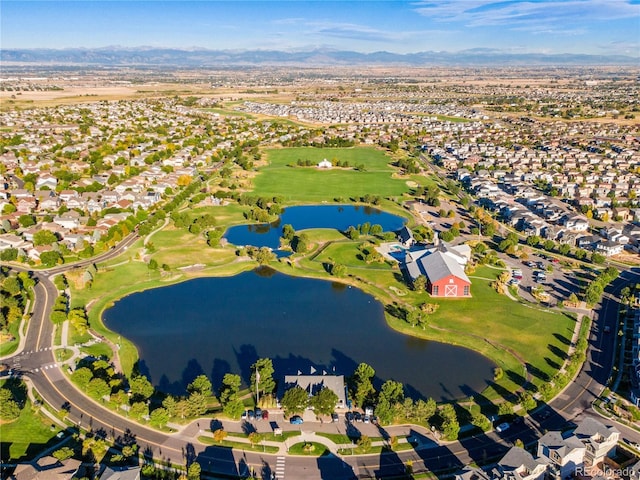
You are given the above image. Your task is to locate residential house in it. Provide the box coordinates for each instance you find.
[35,174,58,190]
[10,456,81,480]
[537,430,585,479]
[492,447,548,480]
[564,216,590,232]
[34,191,60,212]
[0,233,29,251]
[573,417,619,466]
[455,466,491,480]
[53,215,81,230]
[397,226,415,248]
[59,190,79,202]
[99,466,141,480]
[595,240,624,256]
[613,207,631,221]
[16,196,37,214]
[576,235,599,249]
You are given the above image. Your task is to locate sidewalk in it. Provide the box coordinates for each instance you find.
[184,418,435,457]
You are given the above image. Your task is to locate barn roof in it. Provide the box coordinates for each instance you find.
[420,251,470,284]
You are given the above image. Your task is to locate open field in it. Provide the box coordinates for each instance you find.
[252,147,410,202]
[313,240,394,270]
[0,400,63,462]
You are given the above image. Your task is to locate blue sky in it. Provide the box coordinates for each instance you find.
[2,1,639,55]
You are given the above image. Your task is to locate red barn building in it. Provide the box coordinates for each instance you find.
[404,243,472,298]
[418,251,471,297]
[423,253,471,297]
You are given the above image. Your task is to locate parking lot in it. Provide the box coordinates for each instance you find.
[502,252,583,307]
[211,409,407,440]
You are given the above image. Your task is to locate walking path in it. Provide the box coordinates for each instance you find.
[185,419,435,457]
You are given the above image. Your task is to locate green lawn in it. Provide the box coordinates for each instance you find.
[80,342,113,360]
[252,147,410,202]
[149,227,239,269]
[0,318,22,357]
[287,442,330,456]
[0,385,64,462]
[313,241,393,270]
[198,436,279,453]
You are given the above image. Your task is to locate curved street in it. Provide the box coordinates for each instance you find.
[2,236,640,479]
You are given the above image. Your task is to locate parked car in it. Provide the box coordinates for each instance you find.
[331,413,339,423]
[255,408,263,420]
[290,415,303,425]
[345,412,354,422]
[354,412,363,422]
[262,410,269,420]
[496,422,510,433]
[241,410,248,420]
[364,415,370,424]
[248,410,255,421]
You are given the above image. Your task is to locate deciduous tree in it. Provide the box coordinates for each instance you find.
[310,387,338,417]
[281,386,308,416]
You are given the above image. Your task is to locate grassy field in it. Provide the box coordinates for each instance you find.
[148,227,239,269]
[313,241,394,270]
[0,318,22,357]
[198,436,279,453]
[252,147,410,202]
[0,379,63,462]
[288,441,330,456]
[199,107,254,118]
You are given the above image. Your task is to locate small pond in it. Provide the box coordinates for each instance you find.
[103,269,495,400]
[223,204,406,250]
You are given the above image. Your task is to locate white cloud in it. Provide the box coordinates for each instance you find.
[413,0,640,28]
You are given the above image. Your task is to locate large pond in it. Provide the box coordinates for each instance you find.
[224,204,406,250]
[103,269,495,401]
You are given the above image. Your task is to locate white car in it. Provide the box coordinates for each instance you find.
[496,422,510,433]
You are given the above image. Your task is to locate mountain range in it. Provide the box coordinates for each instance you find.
[2,47,638,66]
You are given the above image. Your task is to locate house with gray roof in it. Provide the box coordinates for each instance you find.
[493,446,548,480]
[281,375,347,410]
[573,417,619,466]
[537,430,585,478]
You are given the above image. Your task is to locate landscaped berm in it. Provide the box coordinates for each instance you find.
[252,147,410,201]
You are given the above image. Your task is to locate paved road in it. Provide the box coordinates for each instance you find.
[2,237,639,478]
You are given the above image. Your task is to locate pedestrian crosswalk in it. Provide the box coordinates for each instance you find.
[274,456,285,479]
[19,347,52,355]
[32,363,60,372]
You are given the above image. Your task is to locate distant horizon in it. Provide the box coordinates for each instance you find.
[2,1,639,57]
[4,45,640,59]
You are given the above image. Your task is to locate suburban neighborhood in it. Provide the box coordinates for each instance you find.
[1,46,640,480]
